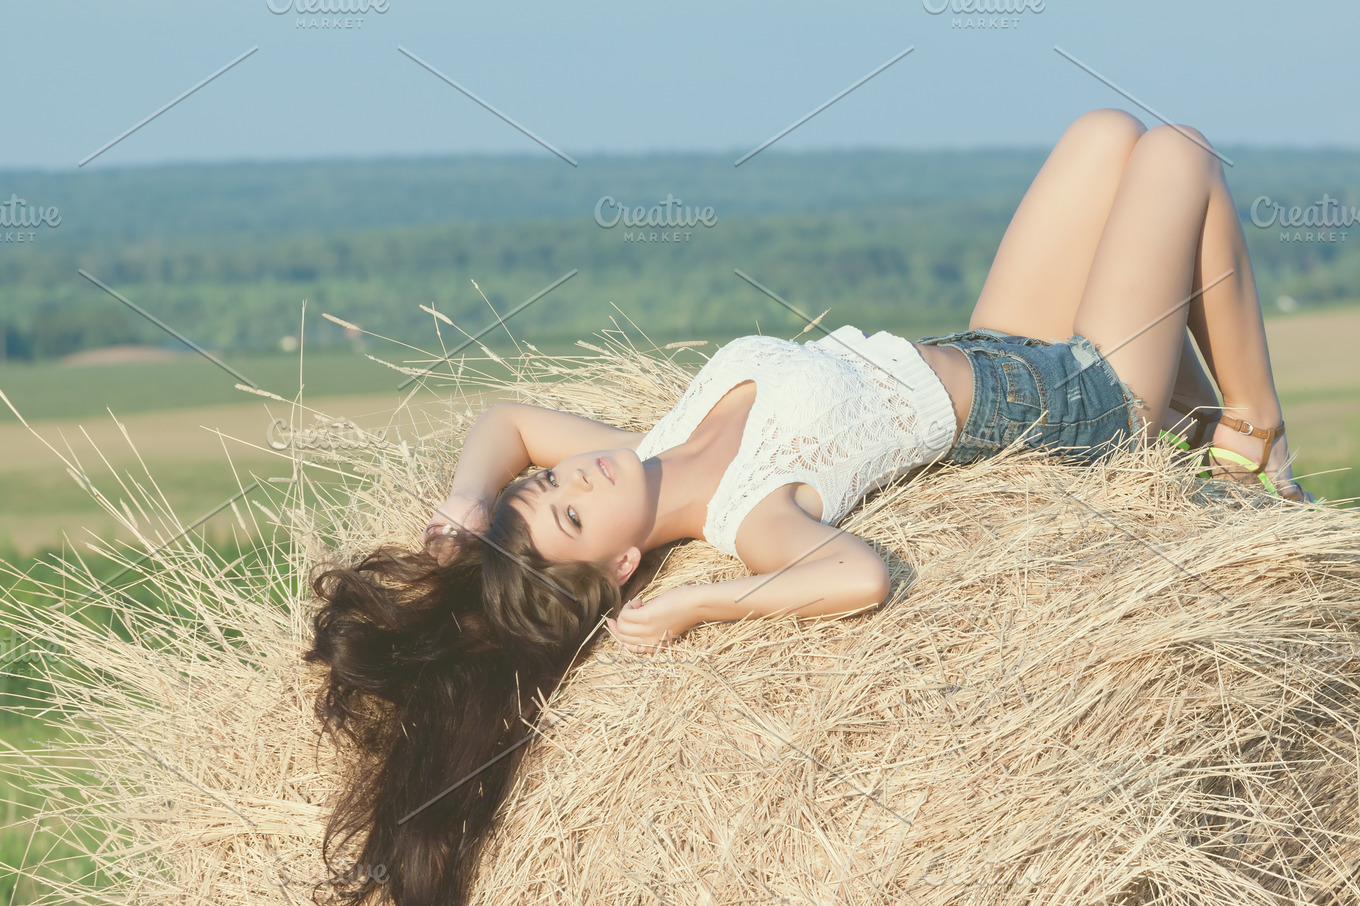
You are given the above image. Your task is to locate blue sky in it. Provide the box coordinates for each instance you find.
[2,0,1356,170]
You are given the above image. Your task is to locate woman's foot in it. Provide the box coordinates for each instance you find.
[1205,413,1312,502]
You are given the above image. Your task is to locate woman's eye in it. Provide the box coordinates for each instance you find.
[567,507,581,529]
[545,469,558,488]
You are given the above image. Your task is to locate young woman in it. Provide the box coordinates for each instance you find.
[305,108,1312,906]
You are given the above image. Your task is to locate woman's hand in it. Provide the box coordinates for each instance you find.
[423,492,489,565]
[607,586,705,653]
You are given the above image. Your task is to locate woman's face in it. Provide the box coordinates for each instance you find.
[512,448,649,581]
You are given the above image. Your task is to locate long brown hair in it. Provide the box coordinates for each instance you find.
[304,479,644,904]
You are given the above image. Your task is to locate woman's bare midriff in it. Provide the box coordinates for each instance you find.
[912,342,974,444]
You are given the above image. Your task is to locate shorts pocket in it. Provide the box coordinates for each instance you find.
[1000,355,1045,411]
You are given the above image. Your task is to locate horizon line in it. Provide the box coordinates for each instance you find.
[5,141,1360,175]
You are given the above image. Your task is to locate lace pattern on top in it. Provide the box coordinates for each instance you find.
[635,326,957,558]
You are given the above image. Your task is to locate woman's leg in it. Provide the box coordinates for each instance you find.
[968,108,1147,341]
[965,108,1222,437]
[1072,124,1302,494]
[1165,329,1220,437]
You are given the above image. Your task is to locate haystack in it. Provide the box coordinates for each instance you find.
[2,325,1359,905]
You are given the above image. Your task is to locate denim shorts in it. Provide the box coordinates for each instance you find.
[917,328,1142,465]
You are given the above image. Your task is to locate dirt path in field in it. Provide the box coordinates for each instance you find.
[0,392,479,554]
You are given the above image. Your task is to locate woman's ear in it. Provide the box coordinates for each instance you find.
[613,547,642,586]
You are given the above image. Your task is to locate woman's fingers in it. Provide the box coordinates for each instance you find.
[424,522,453,542]
[423,525,462,565]
[606,614,670,654]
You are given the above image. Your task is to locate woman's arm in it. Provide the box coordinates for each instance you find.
[608,501,891,651]
[427,403,641,549]
[448,402,641,498]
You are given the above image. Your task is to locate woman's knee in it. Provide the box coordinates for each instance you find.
[1060,108,1147,156]
[1131,123,1223,181]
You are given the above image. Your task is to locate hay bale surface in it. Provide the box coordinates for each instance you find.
[2,329,1359,905]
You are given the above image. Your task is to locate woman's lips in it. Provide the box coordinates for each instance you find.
[597,457,614,484]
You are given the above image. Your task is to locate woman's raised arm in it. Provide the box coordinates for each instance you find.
[426,403,641,554]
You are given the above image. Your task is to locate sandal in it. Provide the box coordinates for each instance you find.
[1158,398,1221,452]
[1203,414,1314,503]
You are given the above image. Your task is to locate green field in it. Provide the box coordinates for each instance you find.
[0,346,500,422]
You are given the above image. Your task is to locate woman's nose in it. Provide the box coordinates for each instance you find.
[572,468,591,490]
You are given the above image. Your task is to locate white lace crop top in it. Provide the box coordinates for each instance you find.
[635,325,957,558]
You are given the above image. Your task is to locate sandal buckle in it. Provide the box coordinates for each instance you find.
[1234,419,1256,436]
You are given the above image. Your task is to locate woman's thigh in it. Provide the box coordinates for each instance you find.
[1071,125,1221,432]
[968,109,1146,341]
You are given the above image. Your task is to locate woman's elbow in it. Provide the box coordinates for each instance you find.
[853,557,892,609]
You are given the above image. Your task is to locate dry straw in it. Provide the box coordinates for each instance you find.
[2,323,1359,904]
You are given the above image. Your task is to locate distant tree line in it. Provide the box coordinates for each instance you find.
[1,149,1356,361]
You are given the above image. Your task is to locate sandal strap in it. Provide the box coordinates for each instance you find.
[1215,414,1286,474]
[1168,398,1209,418]
[1167,398,1221,448]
